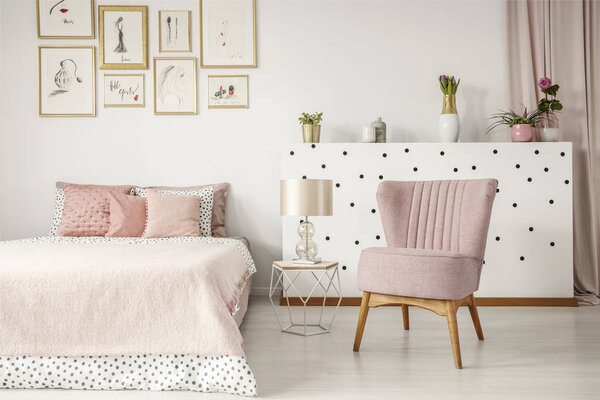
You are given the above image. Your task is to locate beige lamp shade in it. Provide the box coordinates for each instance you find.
[280,179,333,216]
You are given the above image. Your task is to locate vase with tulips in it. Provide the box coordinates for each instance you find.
[438,74,461,142]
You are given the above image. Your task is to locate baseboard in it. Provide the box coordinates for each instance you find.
[250,286,270,296]
[278,296,579,307]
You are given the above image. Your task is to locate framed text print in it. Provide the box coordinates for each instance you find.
[104,74,144,108]
[38,46,96,117]
[200,0,256,68]
[36,0,94,38]
[207,75,248,109]
[159,10,192,53]
[154,57,197,115]
[99,6,148,69]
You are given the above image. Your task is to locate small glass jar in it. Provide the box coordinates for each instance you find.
[538,111,560,142]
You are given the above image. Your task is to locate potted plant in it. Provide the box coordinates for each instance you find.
[438,75,461,142]
[298,112,323,143]
[486,107,541,142]
[536,77,563,142]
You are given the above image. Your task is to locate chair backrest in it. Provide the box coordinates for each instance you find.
[376,179,498,260]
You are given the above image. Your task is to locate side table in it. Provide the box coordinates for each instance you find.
[268,260,342,336]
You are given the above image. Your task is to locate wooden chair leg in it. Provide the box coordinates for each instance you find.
[468,294,484,340]
[353,292,371,352]
[445,300,463,369]
[401,304,409,330]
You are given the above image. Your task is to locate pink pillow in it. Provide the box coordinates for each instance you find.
[57,184,133,237]
[106,192,147,237]
[146,183,229,237]
[143,191,201,238]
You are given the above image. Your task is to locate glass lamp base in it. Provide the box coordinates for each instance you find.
[295,218,318,260]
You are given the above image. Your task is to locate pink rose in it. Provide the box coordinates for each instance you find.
[538,77,552,90]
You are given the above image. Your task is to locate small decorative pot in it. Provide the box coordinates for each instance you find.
[511,124,533,142]
[362,126,376,143]
[302,124,321,143]
[439,94,460,142]
[370,117,386,143]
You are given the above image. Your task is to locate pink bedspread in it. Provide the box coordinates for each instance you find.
[0,239,253,357]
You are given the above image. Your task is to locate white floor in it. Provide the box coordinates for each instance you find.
[3,297,600,399]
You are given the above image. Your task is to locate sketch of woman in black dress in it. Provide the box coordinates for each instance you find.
[114,16,127,53]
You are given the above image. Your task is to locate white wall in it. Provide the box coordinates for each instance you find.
[0,0,507,292]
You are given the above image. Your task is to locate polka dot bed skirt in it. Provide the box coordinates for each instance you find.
[0,354,256,396]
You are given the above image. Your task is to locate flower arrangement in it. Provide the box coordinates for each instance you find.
[537,77,563,113]
[439,75,460,95]
[298,112,323,125]
[486,106,541,134]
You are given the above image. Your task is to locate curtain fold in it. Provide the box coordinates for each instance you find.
[505,0,600,304]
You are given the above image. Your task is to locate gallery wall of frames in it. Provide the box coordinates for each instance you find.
[37,0,255,116]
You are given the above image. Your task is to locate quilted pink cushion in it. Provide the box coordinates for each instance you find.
[143,191,201,238]
[56,184,133,237]
[106,192,147,237]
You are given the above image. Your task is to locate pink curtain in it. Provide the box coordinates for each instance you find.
[505,0,600,304]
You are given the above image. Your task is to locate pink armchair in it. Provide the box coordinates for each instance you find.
[353,179,498,369]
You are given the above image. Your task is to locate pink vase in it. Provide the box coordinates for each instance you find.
[511,124,533,142]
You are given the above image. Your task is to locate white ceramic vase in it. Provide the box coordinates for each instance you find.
[362,126,376,143]
[439,114,460,142]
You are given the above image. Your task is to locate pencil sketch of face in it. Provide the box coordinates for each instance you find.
[158,65,186,107]
[49,0,67,15]
[114,16,127,53]
[51,58,82,97]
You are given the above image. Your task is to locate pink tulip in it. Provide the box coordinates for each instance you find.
[538,77,552,90]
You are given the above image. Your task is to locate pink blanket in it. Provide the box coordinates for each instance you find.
[0,239,252,357]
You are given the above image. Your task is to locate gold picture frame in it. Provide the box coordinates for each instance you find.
[200,0,257,68]
[36,0,95,39]
[38,46,96,117]
[153,57,197,115]
[103,74,145,108]
[99,6,148,70]
[207,75,249,109]
[159,10,192,53]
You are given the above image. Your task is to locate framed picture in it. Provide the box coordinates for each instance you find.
[154,57,197,115]
[38,46,96,117]
[104,74,144,108]
[99,6,148,69]
[207,75,248,109]
[200,0,256,68]
[159,10,192,53]
[36,0,94,38]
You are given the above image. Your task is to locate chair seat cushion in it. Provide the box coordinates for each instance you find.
[357,247,482,300]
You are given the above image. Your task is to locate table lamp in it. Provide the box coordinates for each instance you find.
[280,179,333,264]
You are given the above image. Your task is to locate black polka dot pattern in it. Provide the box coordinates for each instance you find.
[0,355,257,395]
[283,143,572,294]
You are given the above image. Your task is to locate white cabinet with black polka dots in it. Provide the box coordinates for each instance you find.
[282,143,573,299]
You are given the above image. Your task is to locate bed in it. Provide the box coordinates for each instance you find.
[0,235,257,396]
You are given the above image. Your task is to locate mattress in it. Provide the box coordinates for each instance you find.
[0,236,257,396]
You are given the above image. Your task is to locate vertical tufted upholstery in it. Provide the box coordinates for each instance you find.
[376,179,498,261]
